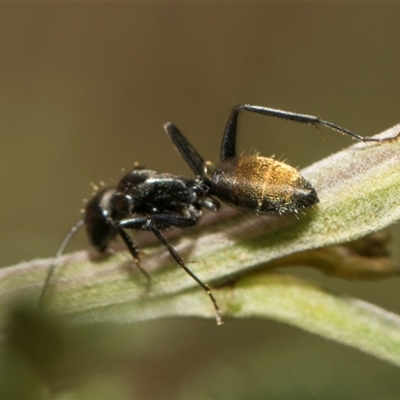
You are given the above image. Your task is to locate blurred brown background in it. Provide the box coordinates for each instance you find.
[1,3,400,399]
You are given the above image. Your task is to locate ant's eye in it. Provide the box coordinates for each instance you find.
[111,193,133,214]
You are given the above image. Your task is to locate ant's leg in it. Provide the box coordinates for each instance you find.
[221,104,399,160]
[119,214,222,324]
[118,213,197,291]
[119,213,198,231]
[145,218,223,325]
[114,223,151,287]
[164,122,206,178]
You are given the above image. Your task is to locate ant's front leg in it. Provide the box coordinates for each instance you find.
[114,223,151,288]
[119,213,198,231]
[119,214,223,325]
[117,213,197,289]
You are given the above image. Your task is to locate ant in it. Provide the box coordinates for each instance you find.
[39,104,398,325]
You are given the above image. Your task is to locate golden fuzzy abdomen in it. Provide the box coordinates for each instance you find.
[209,155,318,214]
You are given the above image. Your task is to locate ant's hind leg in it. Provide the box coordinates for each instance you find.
[220,104,311,160]
[221,104,398,161]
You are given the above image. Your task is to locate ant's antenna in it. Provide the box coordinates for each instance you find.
[39,219,85,308]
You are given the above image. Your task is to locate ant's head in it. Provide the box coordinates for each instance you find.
[84,188,118,252]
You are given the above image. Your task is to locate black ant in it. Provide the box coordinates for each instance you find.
[39,104,398,325]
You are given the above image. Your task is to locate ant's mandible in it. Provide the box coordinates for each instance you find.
[40,104,398,325]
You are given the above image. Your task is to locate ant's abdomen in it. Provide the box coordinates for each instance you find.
[210,155,319,214]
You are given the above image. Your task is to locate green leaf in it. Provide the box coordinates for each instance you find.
[1,123,400,364]
[79,271,400,367]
